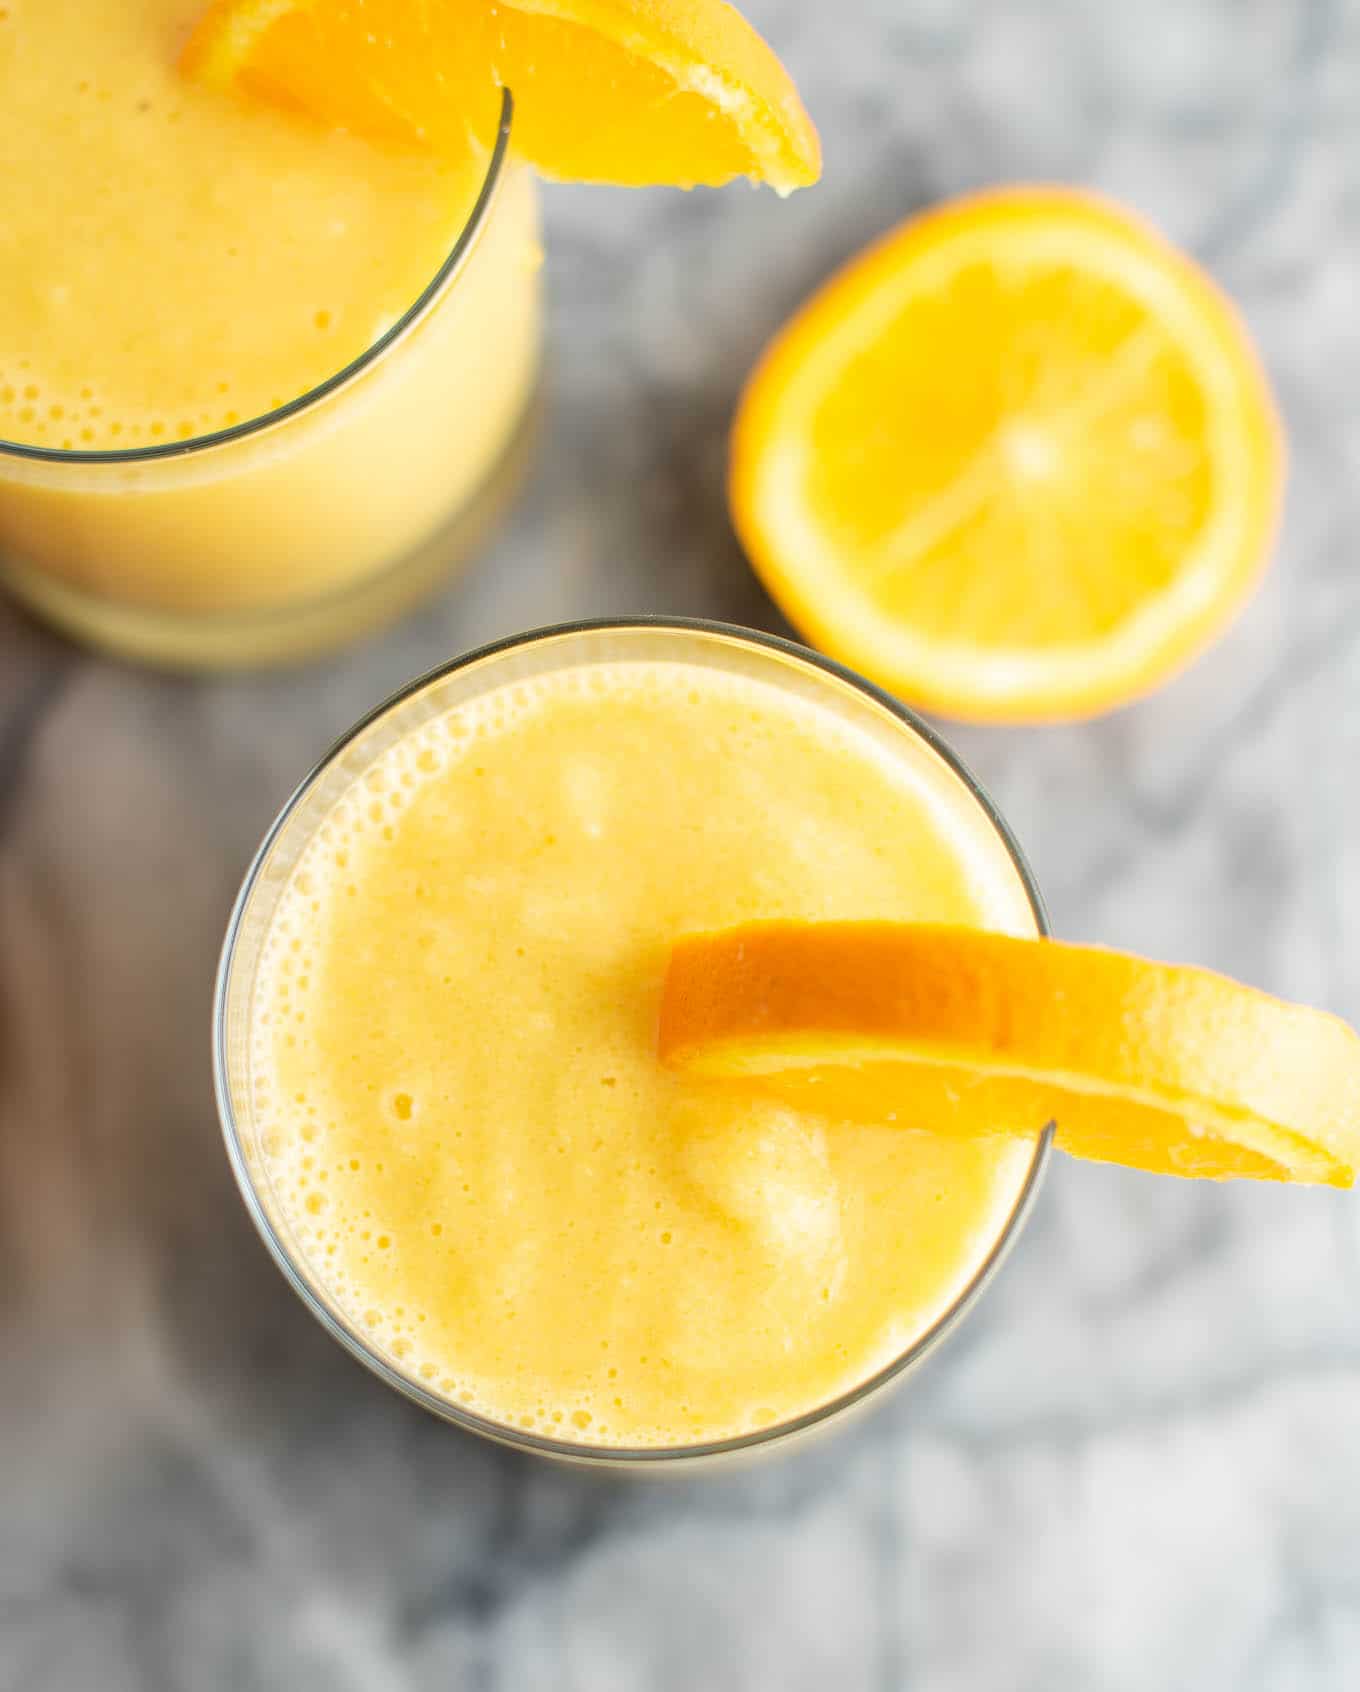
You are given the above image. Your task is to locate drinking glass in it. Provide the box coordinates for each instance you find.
[0,92,540,668]
[215,619,1052,1466]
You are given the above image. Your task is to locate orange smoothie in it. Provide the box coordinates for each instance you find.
[0,0,540,663]
[232,628,1044,1452]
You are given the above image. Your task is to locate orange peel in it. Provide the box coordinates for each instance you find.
[660,921,1360,1186]
[183,0,820,191]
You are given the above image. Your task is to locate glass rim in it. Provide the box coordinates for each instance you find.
[214,616,1053,1465]
[0,89,515,471]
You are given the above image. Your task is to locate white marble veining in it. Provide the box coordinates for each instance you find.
[3,1,1359,1686]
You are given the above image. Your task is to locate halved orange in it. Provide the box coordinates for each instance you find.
[183,0,820,191]
[659,922,1360,1186]
[730,188,1284,721]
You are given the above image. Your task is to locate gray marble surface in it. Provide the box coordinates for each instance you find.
[4,0,1360,1686]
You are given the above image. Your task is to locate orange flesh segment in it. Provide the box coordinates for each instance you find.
[729,188,1283,721]
[659,922,1360,1186]
[182,0,820,190]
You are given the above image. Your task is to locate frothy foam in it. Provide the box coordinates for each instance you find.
[1,0,479,454]
[247,658,1039,1446]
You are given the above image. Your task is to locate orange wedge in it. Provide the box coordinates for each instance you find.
[730,188,1284,721]
[659,922,1360,1186]
[182,0,820,191]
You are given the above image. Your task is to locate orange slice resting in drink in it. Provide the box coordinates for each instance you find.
[182,0,821,191]
[730,189,1284,721]
[659,922,1360,1187]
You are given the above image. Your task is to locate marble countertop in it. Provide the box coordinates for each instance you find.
[4,1,1359,1686]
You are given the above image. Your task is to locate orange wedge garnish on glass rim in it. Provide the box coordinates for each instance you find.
[659,922,1360,1187]
[182,0,820,191]
[730,188,1284,721]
